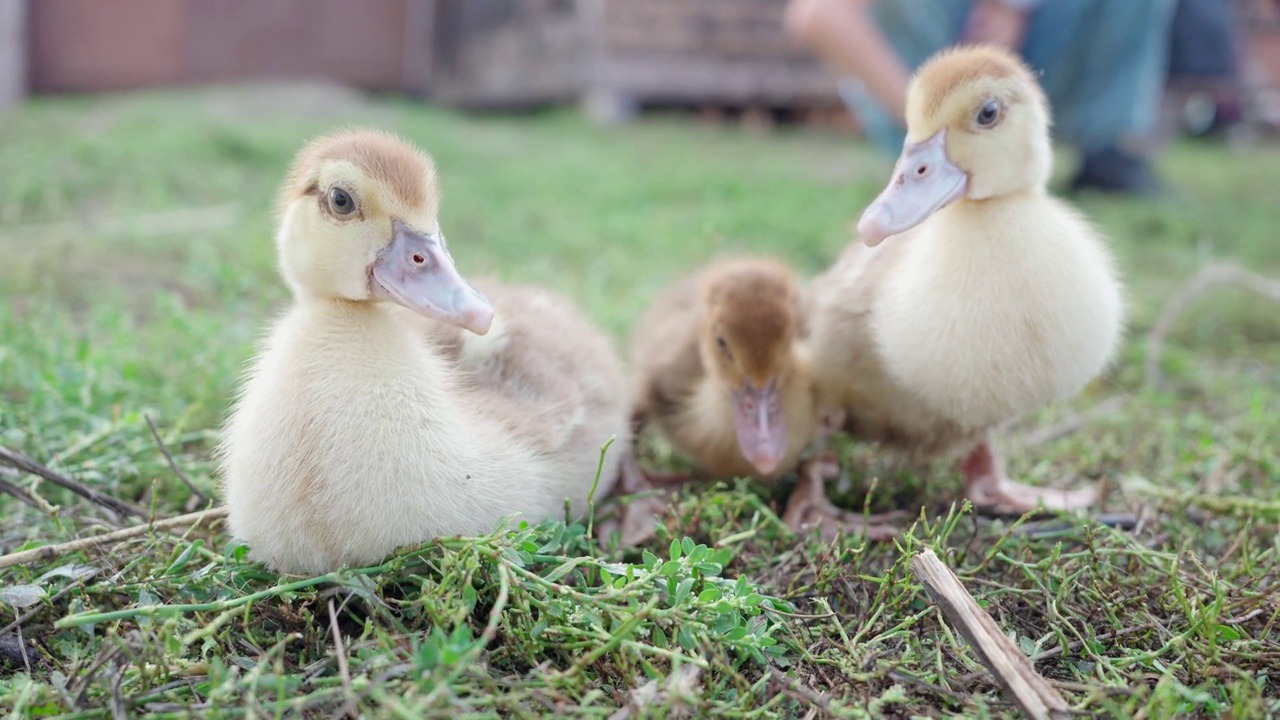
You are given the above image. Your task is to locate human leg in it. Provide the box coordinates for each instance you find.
[787,0,972,154]
[1020,0,1179,193]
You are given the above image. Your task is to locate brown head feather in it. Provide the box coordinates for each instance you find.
[914,45,1042,118]
[703,259,799,386]
[279,129,438,215]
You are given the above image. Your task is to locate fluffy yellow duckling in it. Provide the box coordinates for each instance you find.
[808,45,1125,515]
[219,130,630,575]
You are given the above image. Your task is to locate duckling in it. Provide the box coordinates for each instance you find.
[612,257,899,545]
[808,45,1125,515]
[219,129,630,575]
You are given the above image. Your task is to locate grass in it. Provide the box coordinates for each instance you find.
[0,81,1278,718]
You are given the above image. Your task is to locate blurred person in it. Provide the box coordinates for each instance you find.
[784,0,1180,195]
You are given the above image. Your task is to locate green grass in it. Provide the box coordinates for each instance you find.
[1,83,1278,718]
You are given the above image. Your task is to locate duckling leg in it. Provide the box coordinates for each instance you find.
[961,437,1101,515]
[782,454,903,541]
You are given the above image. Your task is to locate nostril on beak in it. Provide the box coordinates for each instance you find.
[411,253,426,266]
[916,164,929,176]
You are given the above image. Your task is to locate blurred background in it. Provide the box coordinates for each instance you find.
[3,0,1279,135]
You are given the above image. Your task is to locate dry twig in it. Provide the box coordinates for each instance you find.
[0,473,47,512]
[0,507,228,570]
[1145,261,1280,388]
[910,549,1070,720]
[143,415,210,506]
[768,668,833,713]
[0,444,150,522]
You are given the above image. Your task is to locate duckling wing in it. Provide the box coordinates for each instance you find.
[806,238,899,375]
[807,235,976,458]
[399,281,630,459]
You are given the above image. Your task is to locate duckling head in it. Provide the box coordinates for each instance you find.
[275,129,494,334]
[700,262,800,474]
[857,44,1053,247]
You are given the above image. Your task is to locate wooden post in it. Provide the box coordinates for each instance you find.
[0,0,26,111]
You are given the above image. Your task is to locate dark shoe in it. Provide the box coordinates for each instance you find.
[1068,145,1163,197]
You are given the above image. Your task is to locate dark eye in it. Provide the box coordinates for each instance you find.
[716,337,729,353]
[328,187,356,216]
[975,100,1001,128]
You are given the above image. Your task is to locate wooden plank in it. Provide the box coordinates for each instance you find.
[184,0,410,90]
[0,0,25,109]
[910,549,1071,720]
[28,0,185,92]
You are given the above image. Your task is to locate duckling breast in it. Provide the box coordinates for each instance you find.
[872,200,1124,429]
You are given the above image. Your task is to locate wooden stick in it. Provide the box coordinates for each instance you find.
[1145,262,1280,388]
[0,507,228,570]
[910,549,1071,720]
[0,444,150,521]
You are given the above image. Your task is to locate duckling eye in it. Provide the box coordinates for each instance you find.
[975,100,1001,128]
[716,337,730,355]
[328,187,356,216]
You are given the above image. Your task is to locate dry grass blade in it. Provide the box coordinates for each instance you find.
[0,444,150,522]
[1017,396,1129,449]
[1145,261,1280,387]
[328,598,356,719]
[910,549,1070,720]
[0,507,228,570]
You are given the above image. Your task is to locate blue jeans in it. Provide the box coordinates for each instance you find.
[843,0,1179,154]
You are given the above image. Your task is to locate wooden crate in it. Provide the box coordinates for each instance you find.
[428,0,840,114]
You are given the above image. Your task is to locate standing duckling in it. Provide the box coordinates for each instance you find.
[808,45,1125,515]
[219,130,630,575]
[617,257,899,545]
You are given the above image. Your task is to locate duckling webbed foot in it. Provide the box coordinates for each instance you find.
[961,439,1101,515]
[782,454,903,541]
[596,452,683,549]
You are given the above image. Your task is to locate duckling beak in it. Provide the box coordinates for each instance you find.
[732,380,787,475]
[857,129,968,247]
[370,219,495,335]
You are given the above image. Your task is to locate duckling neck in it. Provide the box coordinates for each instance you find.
[290,295,459,402]
[924,189,1047,252]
